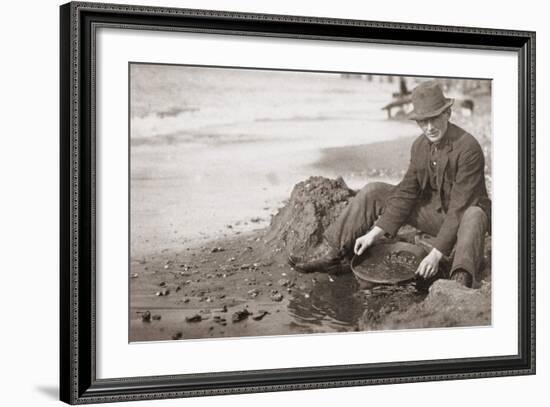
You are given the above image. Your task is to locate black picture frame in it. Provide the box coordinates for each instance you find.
[60,1,536,404]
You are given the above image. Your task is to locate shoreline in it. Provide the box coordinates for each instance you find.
[130,222,491,342]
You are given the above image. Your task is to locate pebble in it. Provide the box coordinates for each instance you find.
[213,316,227,325]
[211,247,225,253]
[172,332,183,340]
[155,289,170,297]
[248,289,260,298]
[141,311,151,323]
[270,292,284,302]
[232,309,251,323]
[185,314,202,323]
[278,278,290,287]
[252,310,269,321]
[131,273,139,279]
[152,314,162,321]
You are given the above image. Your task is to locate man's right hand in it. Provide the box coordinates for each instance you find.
[354,226,385,255]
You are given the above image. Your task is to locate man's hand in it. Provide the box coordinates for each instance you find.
[416,248,443,279]
[354,226,385,256]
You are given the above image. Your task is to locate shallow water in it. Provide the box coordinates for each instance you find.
[287,273,427,332]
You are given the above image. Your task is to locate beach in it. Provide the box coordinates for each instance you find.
[130,65,492,341]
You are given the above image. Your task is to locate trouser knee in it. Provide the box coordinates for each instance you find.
[459,206,488,232]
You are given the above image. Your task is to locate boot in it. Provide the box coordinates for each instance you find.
[450,269,473,288]
[288,240,347,274]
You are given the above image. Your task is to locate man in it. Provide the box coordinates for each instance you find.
[289,81,491,288]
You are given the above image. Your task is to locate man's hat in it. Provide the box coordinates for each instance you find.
[407,81,454,120]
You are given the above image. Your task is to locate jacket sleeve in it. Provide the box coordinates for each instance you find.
[374,143,420,237]
[432,145,486,256]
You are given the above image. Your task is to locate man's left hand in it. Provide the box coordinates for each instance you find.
[416,248,443,279]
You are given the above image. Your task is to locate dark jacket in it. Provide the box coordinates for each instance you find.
[375,122,491,256]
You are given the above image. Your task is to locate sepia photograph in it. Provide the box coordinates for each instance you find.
[129,63,492,342]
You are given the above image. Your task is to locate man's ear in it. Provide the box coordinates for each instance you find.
[445,108,452,120]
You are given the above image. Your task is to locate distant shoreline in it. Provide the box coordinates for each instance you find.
[313,135,415,181]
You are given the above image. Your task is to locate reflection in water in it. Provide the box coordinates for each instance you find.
[288,273,427,332]
[288,274,363,331]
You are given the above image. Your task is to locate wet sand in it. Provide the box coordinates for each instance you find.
[130,230,374,342]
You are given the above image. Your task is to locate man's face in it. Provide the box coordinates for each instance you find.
[416,110,450,143]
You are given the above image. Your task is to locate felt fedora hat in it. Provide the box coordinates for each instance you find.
[407,81,454,120]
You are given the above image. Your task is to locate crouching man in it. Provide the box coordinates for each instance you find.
[289,81,491,288]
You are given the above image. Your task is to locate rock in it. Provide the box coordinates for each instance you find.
[232,309,251,323]
[152,314,162,321]
[131,273,139,279]
[270,291,284,302]
[155,289,170,297]
[360,279,491,330]
[172,332,183,340]
[213,316,227,326]
[141,311,151,322]
[278,278,290,287]
[264,176,355,258]
[211,247,225,253]
[248,289,260,298]
[252,310,269,321]
[185,314,203,323]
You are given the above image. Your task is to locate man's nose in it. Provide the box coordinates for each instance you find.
[426,121,434,130]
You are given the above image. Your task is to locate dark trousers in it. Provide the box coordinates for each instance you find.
[324,182,488,281]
